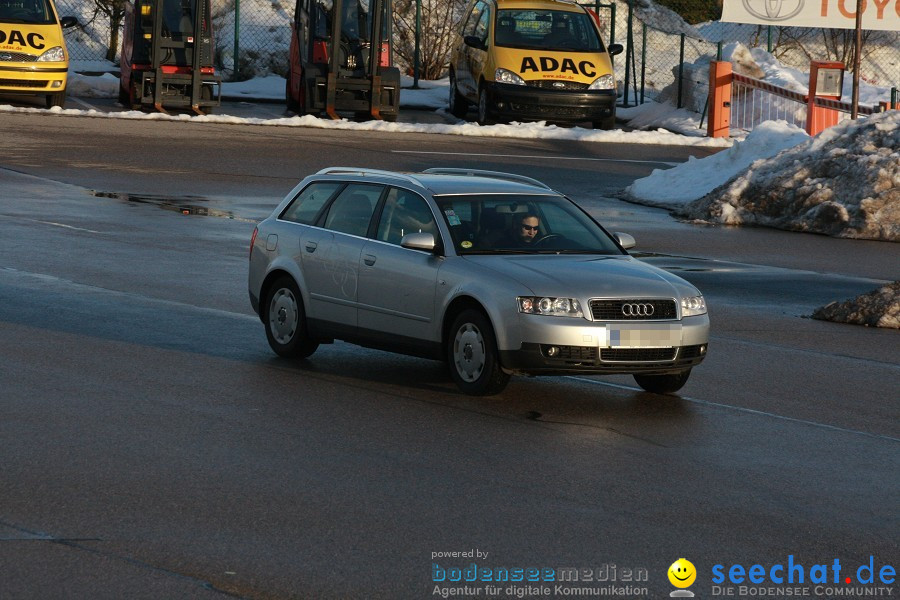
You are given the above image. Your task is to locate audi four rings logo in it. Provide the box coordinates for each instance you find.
[741,0,805,21]
[622,303,655,317]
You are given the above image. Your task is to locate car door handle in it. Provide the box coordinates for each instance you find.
[305,241,317,252]
[363,254,376,266]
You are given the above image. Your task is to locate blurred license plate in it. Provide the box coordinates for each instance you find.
[606,324,681,348]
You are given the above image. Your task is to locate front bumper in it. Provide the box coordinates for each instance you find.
[497,314,709,376]
[486,81,616,122]
[0,63,67,95]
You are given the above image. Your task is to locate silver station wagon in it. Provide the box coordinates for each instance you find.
[248,168,709,395]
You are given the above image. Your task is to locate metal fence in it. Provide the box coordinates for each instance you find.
[58,0,899,109]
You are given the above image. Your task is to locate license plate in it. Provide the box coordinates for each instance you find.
[606,324,681,348]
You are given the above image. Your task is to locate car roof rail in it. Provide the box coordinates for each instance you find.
[421,168,553,190]
[315,167,427,189]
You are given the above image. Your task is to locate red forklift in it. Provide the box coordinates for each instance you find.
[286,0,400,121]
[119,0,221,114]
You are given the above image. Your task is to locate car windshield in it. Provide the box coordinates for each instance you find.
[434,194,623,255]
[0,0,55,25]
[494,9,603,52]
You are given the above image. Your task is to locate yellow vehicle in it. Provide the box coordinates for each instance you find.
[449,0,622,128]
[0,0,77,108]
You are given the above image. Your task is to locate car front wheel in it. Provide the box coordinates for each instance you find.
[633,369,691,394]
[447,309,509,395]
[477,87,494,125]
[264,276,319,359]
[448,70,469,118]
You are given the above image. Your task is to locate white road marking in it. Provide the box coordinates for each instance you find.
[33,220,105,234]
[391,149,679,166]
[565,376,900,443]
[68,97,98,111]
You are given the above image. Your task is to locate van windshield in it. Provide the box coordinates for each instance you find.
[494,9,604,52]
[0,0,56,25]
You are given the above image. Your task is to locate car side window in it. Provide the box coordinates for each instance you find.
[322,183,383,237]
[473,4,491,42]
[280,182,342,224]
[376,188,437,245]
[462,2,484,37]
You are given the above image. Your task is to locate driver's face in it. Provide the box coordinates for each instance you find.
[519,217,539,243]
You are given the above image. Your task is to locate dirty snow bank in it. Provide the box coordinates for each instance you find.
[812,282,900,329]
[676,111,900,241]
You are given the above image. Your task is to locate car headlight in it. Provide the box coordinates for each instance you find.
[681,295,707,316]
[495,68,525,86]
[588,74,615,90]
[37,46,65,62]
[518,297,583,318]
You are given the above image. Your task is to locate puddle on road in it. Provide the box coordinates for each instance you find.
[93,190,259,224]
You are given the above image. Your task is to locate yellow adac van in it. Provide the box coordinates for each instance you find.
[449,0,623,129]
[0,0,77,108]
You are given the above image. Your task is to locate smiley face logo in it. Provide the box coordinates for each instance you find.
[668,558,697,588]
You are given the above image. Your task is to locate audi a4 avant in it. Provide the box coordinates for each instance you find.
[248,168,709,395]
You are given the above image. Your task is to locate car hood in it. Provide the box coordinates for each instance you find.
[462,254,697,299]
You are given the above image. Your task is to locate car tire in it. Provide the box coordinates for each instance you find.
[46,91,65,109]
[593,114,616,130]
[476,86,494,125]
[264,276,319,359]
[447,309,509,395]
[118,84,129,107]
[633,369,691,395]
[448,70,468,118]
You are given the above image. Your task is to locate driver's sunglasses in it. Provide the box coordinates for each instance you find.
[521,225,538,231]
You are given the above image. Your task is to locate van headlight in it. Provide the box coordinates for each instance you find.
[37,46,66,62]
[518,297,583,318]
[495,68,525,86]
[681,295,707,316]
[588,74,615,90]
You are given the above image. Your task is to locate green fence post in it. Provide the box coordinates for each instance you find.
[677,33,685,109]
[233,0,240,80]
[622,2,632,107]
[717,41,722,61]
[892,87,898,109]
[767,25,773,53]
[640,23,646,104]
[413,0,421,88]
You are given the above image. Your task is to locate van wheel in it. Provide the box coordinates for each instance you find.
[477,87,494,125]
[285,74,301,113]
[593,114,616,130]
[633,369,692,395]
[447,309,509,395]
[448,71,468,118]
[197,85,215,115]
[46,91,65,109]
[264,276,319,359]
[118,85,129,106]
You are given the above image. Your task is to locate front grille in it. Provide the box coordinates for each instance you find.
[601,348,676,362]
[509,102,587,117]
[590,299,677,321]
[525,79,589,91]
[0,79,48,89]
[0,52,37,62]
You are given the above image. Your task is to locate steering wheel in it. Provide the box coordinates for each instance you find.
[532,233,560,246]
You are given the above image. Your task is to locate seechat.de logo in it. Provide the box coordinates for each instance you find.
[741,0,805,21]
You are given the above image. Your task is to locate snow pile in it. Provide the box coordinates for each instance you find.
[626,0,703,39]
[623,120,810,206]
[677,111,900,241]
[812,282,900,329]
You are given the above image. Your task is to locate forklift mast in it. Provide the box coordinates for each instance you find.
[289,0,400,121]
[122,0,221,114]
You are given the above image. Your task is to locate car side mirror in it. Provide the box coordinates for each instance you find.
[60,16,78,29]
[614,232,636,249]
[464,35,486,50]
[400,232,437,253]
[608,43,624,56]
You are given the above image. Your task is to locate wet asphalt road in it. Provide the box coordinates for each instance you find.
[0,108,898,599]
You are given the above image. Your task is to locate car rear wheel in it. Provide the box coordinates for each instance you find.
[633,369,691,394]
[448,71,468,118]
[448,309,509,395]
[264,276,319,359]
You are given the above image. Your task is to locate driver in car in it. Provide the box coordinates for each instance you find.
[516,214,541,244]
